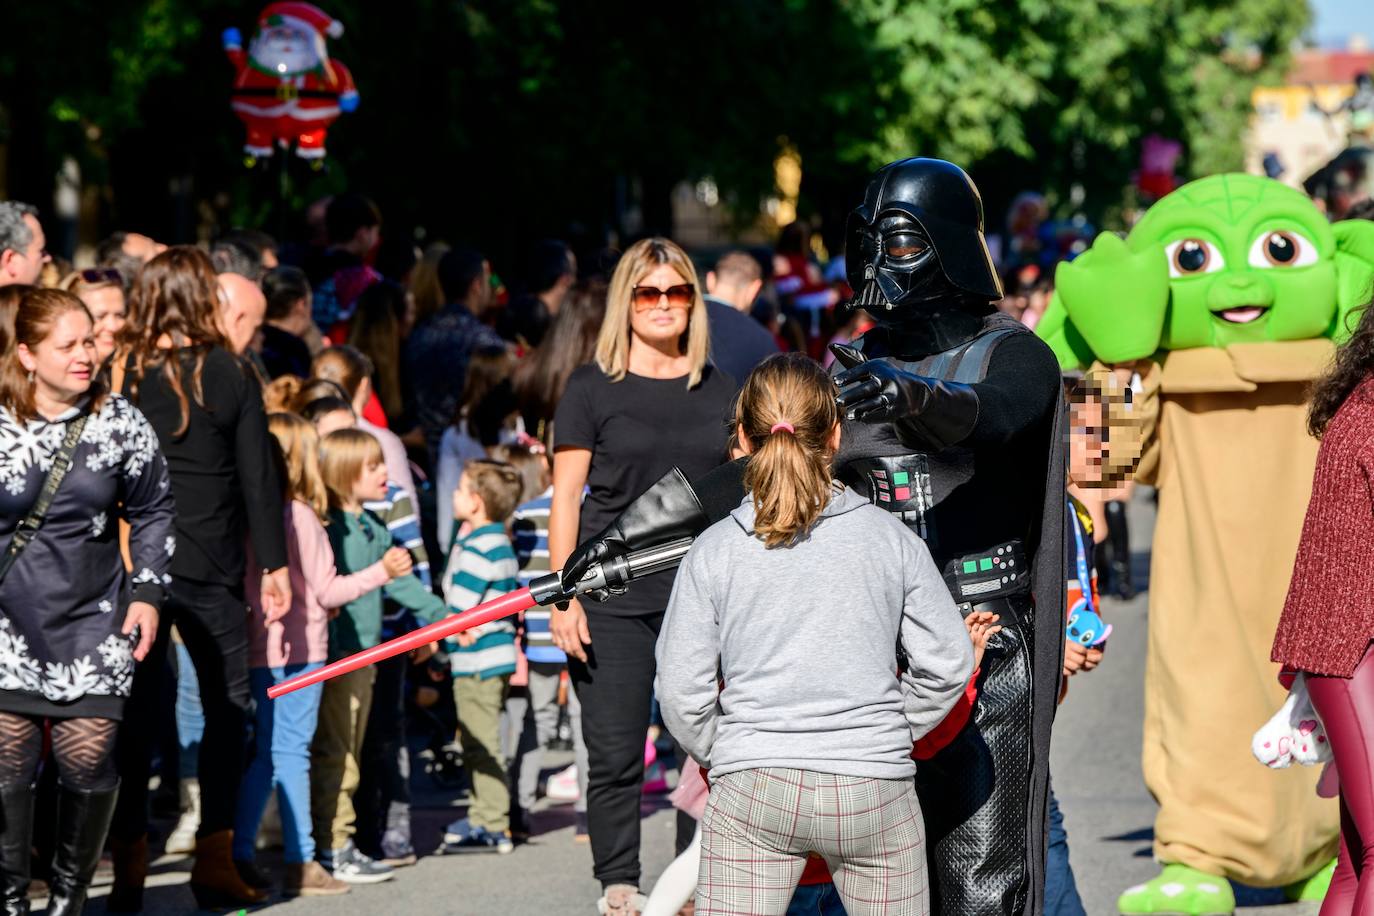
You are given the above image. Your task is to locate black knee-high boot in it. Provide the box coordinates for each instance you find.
[0,783,34,916]
[45,783,118,916]
[1104,499,1134,599]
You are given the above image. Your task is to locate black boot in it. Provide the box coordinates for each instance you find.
[45,783,118,916]
[0,783,34,916]
[1104,499,1135,600]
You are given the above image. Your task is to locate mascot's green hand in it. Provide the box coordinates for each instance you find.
[1055,232,1169,363]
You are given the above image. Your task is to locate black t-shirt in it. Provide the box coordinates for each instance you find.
[554,363,735,615]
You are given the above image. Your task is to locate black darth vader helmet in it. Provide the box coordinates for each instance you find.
[845,158,1002,315]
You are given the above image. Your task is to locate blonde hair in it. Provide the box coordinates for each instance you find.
[268,412,330,521]
[263,374,303,413]
[464,459,524,525]
[319,427,385,509]
[596,238,709,388]
[736,353,840,548]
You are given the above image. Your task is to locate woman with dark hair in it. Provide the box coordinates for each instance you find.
[259,266,315,379]
[1273,300,1374,912]
[108,246,289,911]
[512,278,607,440]
[0,289,174,915]
[348,281,415,427]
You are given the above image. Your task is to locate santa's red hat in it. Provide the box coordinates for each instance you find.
[259,2,343,40]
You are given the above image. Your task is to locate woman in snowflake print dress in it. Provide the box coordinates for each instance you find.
[0,288,174,916]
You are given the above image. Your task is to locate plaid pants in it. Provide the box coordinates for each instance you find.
[697,767,928,916]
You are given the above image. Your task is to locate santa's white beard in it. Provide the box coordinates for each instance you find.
[250,35,319,75]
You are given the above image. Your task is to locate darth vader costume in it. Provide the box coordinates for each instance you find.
[559,159,1066,916]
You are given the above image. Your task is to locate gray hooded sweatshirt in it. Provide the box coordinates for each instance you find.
[655,485,974,780]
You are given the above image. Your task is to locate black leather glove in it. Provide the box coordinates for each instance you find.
[831,343,980,451]
[559,468,710,602]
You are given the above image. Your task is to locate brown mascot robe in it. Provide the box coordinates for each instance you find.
[1130,339,1338,885]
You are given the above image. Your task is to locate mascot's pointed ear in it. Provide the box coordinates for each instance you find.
[1332,219,1374,342]
[1335,218,1374,268]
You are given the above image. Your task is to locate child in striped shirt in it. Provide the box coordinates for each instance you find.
[440,460,524,855]
[496,444,589,839]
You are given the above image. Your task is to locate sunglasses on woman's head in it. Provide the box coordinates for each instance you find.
[79,268,122,285]
[632,283,694,311]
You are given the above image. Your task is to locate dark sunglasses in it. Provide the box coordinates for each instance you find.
[632,283,694,311]
[79,268,122,285]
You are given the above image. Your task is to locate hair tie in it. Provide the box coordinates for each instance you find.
[770,422,795,435]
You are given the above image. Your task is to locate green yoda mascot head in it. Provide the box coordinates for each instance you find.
[1037,174,1374,368]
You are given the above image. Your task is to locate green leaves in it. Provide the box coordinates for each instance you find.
[0,0,1308,250]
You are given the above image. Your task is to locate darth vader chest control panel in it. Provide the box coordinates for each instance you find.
[949,539,1028,604]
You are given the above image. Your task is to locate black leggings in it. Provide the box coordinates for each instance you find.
[0,711,118,792]
[114,577,252,842]
[1308,647,1374,916]
[569,610,695,890]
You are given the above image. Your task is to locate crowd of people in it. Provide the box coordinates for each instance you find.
[0,192,903,915]
[4,157,1370,916]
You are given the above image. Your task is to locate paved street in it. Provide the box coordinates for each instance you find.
[68,490,1320,915]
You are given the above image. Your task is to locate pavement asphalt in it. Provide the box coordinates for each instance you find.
[62,489,1322,915]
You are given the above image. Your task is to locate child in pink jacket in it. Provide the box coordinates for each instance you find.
[234,413,411,897]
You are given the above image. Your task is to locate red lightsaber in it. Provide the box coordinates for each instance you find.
[266,535,696,700]
[266,587,537,698]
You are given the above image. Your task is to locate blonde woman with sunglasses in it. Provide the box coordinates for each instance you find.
[548,237,736,915]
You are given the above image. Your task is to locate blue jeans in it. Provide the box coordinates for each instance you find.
[233,663,324,863]
[175,641,204,780]
[786,882,848,916]
[1045,783,1086,916]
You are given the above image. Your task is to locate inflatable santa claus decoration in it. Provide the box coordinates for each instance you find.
[223,2,358,163]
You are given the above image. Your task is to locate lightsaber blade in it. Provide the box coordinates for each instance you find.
[266,587,536,699]
[265,536,696,701]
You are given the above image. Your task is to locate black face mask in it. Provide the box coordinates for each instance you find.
[850,213,967,316]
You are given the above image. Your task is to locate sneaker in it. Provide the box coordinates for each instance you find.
[574,811,589,843]
[319,842,395,884]
[440,821,513,855]
[545,764,581,802]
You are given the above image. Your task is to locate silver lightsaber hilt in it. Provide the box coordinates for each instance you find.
[528,537,697,607]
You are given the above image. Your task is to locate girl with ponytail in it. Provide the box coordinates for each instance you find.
[656,352,975,915]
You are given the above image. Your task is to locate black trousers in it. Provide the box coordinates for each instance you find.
[114,577,252,841]
[568,610,694,890]
[355,652,411,858]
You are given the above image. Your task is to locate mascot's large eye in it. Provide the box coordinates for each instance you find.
[1247,230,1318,269]
[1165,238,1225,278]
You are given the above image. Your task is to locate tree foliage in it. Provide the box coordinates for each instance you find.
[0,0,1309,263]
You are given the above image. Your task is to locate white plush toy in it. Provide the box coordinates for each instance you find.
[1251,672,1332,769]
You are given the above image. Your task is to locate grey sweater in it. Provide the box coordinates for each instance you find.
[655,485,974,780]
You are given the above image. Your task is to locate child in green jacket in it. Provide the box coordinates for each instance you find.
[312,429,446,884]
